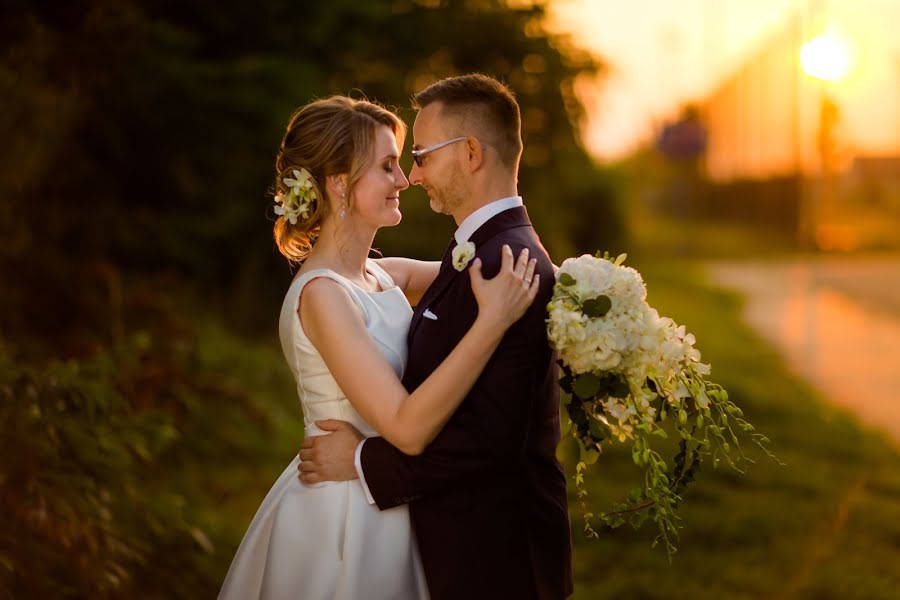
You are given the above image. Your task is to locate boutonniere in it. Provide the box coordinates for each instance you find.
[451,241,476,272]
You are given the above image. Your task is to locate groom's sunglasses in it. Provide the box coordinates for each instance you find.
[411,136,468,167]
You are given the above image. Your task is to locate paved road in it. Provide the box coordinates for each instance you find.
[705,255,900,443]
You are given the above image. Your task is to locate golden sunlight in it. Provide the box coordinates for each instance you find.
[800,32,852,82]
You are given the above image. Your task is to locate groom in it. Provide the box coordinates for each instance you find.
[299,74,573,599]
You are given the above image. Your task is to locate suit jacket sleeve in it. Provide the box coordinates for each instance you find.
[360,236,556,510]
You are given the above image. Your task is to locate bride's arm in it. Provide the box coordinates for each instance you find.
[302,248,537,456]
[373,258,440,305]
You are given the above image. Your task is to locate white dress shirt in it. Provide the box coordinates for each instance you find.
[353,195,524,504]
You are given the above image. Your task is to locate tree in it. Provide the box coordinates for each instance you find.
[1,1,623,595]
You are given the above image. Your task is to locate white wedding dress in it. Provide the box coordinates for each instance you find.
[219,260,429,600]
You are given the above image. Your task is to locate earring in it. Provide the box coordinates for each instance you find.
[339,192,347,220]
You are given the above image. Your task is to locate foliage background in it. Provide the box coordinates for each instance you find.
[6,2,899,598]
[1,0,622,596]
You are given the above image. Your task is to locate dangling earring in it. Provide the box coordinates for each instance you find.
[339,192,347,220]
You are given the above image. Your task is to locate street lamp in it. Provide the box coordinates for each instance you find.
[801,33,851,82]
[799,30,853,249]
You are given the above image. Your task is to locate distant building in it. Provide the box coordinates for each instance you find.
[657,108,707,161]
[702,13,815,181]
[697,9,900,249]
[846,155,900,209]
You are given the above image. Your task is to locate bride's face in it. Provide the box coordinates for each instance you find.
[349,125,409,228]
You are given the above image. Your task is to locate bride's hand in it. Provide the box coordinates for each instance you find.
[470,245,540,330]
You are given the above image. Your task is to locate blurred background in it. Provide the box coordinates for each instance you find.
[2,0,898,598]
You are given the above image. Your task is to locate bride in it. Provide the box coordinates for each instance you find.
[218,96,540,599]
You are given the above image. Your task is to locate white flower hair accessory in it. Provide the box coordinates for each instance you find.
[274,168,318,225]
[451,241,476,272]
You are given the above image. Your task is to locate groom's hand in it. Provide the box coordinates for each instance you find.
[297,420,363,484]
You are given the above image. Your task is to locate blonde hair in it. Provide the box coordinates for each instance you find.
[273,96,406,264]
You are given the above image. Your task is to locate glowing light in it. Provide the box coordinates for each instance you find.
[800,33,852,81]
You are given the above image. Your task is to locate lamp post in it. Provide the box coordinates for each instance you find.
[896,56,900,155]
[799,29,852,249]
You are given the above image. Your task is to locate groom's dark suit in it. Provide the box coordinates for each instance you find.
[361,206,573,599]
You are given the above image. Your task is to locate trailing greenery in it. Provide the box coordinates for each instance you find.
[550,253,780,558]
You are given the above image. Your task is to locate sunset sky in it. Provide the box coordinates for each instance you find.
[544,0,900,162]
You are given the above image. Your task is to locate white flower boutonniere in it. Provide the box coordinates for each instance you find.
[451,241,476,272]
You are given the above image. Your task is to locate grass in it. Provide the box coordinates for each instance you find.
[566,259,900,600]
[623,204,799,261]
[197,257,900,599]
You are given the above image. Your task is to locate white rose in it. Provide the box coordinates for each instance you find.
[451,241,476,272]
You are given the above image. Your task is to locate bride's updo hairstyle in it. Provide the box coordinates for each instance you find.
[273,96,406,264]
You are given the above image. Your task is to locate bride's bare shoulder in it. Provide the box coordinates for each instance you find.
[297,272,361,321]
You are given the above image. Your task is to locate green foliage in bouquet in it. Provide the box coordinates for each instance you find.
[548,252,779,558]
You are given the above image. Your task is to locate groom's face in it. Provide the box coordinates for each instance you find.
[408,103,467,218]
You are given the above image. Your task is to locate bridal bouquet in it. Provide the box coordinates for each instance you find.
[547,252,775,557]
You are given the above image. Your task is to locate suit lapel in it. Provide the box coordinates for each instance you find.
[408,238,458,342]
[408,206,534,344]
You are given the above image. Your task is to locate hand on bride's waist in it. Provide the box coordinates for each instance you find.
[298,419,364,485]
